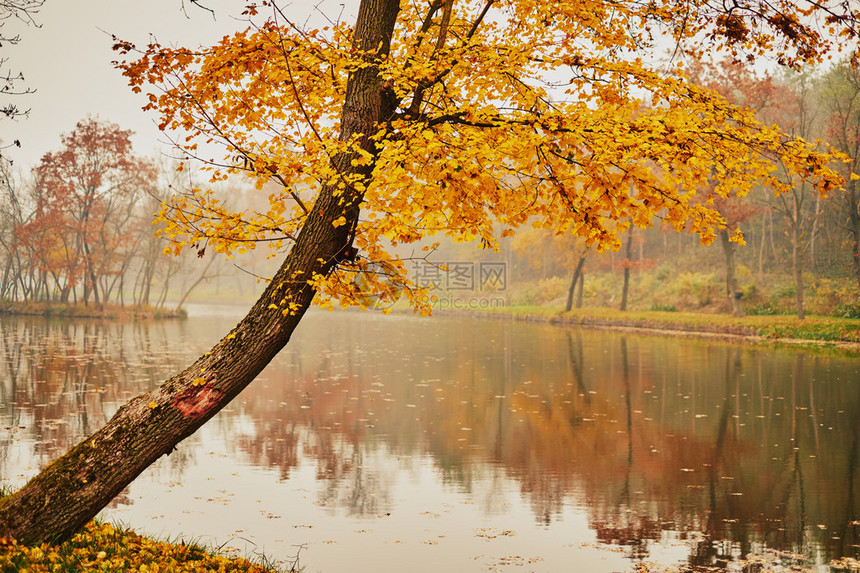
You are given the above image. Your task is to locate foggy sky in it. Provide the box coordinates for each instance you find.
[2,0,352,171]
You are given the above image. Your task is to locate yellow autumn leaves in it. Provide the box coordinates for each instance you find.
[0,521,275,572]
[114,0,849,315]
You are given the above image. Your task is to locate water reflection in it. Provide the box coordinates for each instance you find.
[1,309,859,570]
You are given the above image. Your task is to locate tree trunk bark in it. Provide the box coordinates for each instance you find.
[84,243,101,309]
[575,270,584,308]
[719,229,744,317]
[564,255,586,312]
[156,269,172,309]
[810,191,820,272]
[758,211,766,279]
[139,257,155,307]
[620,225,633,311]
[848,185,860,290]
[793,219,805,320]
[769,210,778,268]
[0,0,400,545]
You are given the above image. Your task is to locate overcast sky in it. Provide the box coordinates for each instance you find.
[2,0,354,172]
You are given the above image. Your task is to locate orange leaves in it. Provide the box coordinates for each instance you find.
[115,0,854,314]
[715,13,751,45]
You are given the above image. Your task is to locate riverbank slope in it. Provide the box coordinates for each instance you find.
[433,305,860,351]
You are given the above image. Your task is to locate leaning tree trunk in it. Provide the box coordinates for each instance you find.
[0,0,400,545]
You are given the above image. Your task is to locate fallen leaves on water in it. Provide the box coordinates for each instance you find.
[832,557,860,570]
[485,555,544,571]
[475,528,516,540]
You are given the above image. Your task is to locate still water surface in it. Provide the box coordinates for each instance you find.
[1,306,859,572]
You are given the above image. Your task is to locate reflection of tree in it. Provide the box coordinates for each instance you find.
[235,421,300,481]
[783,355,807,552]
[320,448,392,518]
[0,317,196,486]
[840,401,860,557]
[231,316,860,567]
[689,349,739,569]
[566,330,590,405]
[2,313,859,566]
[229,339,395,517]
[592,337,651,560]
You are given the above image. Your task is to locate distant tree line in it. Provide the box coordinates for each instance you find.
[0,117,226,310]
[498,59,860,319]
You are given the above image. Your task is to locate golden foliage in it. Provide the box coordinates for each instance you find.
[0,521,274,572]
[113,0,854,313]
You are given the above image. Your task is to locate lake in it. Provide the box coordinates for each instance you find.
[1,305,859,572]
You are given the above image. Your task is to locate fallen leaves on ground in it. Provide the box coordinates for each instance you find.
[0,521,277,572]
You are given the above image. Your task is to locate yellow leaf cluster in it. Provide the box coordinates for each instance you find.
[115,0,851,313]
[0,521,273,572]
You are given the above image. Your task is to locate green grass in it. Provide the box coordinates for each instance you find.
[464,305,860,345]
[0,521,285,572]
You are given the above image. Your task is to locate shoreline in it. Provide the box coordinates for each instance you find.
[429,307,860,353]
[0,301,186,320]
[3,298,859,353]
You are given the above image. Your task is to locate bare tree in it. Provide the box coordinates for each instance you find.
[0,0,43,124]
[768,70,826,319]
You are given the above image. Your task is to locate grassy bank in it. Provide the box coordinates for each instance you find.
[0,521,282,572]
[0,301,186,320]
[448,305,860,347]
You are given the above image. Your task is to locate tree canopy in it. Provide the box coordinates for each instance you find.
[115,0,854,314]
[0,0,45,141]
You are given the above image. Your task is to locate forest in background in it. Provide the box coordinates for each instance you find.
[1,59,860,319]
[0,118,277,313]
[427,58,860,320]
